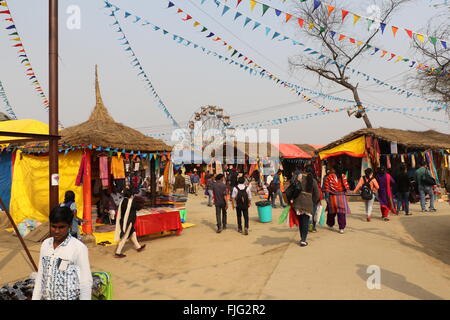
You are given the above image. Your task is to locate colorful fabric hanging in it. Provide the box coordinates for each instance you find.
[386,155,391,169]
[111,156,125,179]
[99,156,109,187]
[411,154,416,168]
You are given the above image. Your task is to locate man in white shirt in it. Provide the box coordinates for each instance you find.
[231,177,252,235]
[32,206,92,300]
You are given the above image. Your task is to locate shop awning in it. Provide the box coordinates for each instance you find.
[272,143,312,159]
[0,119,49,146]
[318,136,366,160]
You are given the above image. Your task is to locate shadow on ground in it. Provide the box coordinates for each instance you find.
[355,264,443,300]
[400,214,450,266]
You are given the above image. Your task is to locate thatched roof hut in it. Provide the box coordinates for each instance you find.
[58,66,171,153]
[318,128,450,153]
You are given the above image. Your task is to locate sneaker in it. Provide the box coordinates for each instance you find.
[238,228,242,233]
[421,209,429,213]
[383,217,390,221]
[300,241,308,247]
[339,229,344,234]
[114,253,126,258]
[216,228,222,233]
[311,228,318,233]
[244,228,249,235]
[429,208,437,212]
[366,216,371,222]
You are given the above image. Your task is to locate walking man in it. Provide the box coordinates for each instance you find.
[231,177,252,235]
[191,169,200,195]
[174,170,185,195]
[271,170,286,208]
[212,174,228,233]
[415,161,437,212]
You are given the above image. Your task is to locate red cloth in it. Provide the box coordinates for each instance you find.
[272,143,312,159]
[288,206,299,228]
[135,210,183,236]
[75,152,87,186]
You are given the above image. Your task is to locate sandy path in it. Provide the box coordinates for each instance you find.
[1,195,449,299]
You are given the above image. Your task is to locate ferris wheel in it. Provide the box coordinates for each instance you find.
[188,105,233,155]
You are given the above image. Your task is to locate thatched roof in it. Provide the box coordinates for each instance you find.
[59,66,171,152]
[318,128,450,152]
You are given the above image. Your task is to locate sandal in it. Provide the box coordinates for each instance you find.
[137,244,146,252]
[114,253,126,258]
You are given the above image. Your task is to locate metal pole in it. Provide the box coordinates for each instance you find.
[0,197,38,272]
[49,0,59,212]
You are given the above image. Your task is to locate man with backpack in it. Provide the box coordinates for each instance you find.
[415,161,437,212]
[227,168,238,195]
[352,168,379,222]
[231,177,252,235]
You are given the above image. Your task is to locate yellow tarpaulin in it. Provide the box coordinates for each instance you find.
[319,136,366,160]
[9,150,84,224]
[0,119,49,147]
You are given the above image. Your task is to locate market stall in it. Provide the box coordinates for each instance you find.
[316,128,450,197]
[13,67,182,240]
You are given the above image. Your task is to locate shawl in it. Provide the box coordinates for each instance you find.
[114,196,135,241]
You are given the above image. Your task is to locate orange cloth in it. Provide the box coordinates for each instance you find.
[110,156,125,179]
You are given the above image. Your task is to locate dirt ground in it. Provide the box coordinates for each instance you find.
[1,194,449,300]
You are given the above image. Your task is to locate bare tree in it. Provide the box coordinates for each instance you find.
[289,0,410,128]
[411,14,449,117]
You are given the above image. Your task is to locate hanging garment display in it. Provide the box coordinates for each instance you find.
[134,161,140,172]
[99,157,109,187]
[111,156,125,179]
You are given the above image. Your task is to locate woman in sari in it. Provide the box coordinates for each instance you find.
[114,188,146,258]
[376,167,397,221]
[324,163,351,234]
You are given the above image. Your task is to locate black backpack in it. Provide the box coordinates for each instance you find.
[235,187,249,209]
[360,177,374,201]
[422,170,437,186]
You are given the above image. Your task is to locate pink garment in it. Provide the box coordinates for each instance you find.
[99,157,109,187]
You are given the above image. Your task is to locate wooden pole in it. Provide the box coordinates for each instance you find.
[0,197,38,272]
[49,0,59,214]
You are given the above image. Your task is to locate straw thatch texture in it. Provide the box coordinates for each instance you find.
[58,66,171,153]
[318,128,450,152]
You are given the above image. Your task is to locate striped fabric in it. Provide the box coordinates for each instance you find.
[324,174,351,214]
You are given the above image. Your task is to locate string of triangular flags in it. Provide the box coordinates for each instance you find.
[1,141,168,161]
[0,0,49,110]
[105,1,345,114]
[146,105,447,136]
[106,5,180,129]
[0,80,17,119]
[208,0,447,77]
[200,0,448,108]
[298,0,448,48]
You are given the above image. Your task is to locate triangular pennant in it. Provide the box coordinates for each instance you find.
[234,12,242,20]
[338,34,346,41]
[272,32,280,40]
[265,26,271,36]
[285,13,292,22]
[298,18,304,28]
[313,0,322,12]
[236,0,243,7]
[252,21,261,30]
[168,1,175,8]
[327,5,335,16]
[441,41,447,49]
[379,23,386,34]
[429,37,437,45]
[341,10,349,22]
[353,14,360,25]
[405,29,413,38]
[275,9,281,17]
[416,33,425,43]
[391,26,398,37]
[261,4,269,16]
[330,30,336,38]
[222,5,230,16]
[244,17,252,27]
[249,0,257,11]
[308,22,315,30]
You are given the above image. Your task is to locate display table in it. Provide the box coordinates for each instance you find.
[135,209,183,237]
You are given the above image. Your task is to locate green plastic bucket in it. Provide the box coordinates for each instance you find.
[257,205,272,223]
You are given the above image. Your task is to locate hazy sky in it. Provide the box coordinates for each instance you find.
[0,0,449,145]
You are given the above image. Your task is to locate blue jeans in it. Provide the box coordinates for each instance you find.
[419,186,435,210]
[396,192,410,214]
[271,188,285,207]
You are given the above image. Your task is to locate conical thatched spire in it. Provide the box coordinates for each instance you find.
[56,65,172,152]
[89,65,114,122]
